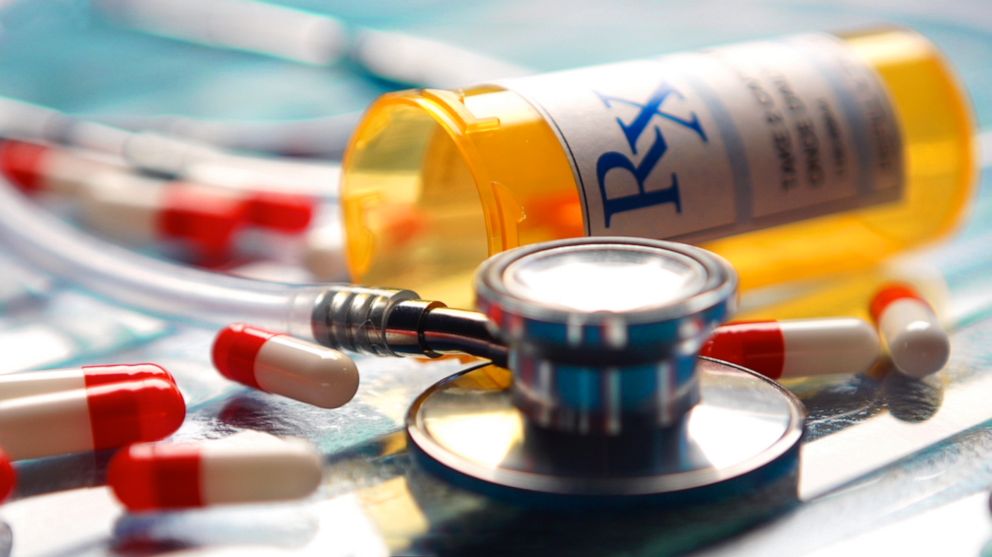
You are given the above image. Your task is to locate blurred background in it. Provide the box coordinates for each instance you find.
[2,0,991,138]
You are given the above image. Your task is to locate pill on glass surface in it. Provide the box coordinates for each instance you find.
[0,448,14,502]
[108,435,322,511]
[699,318,881,379]
[0,363,175,401]
[212,324,359,408]
[870,283,950,378]
[0,378,185,461]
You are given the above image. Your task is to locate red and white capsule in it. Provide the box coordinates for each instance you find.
[79,172,249,257]
[0,378,185,460]
[0,139,314,234]
[212,324,358,408]
[0,139,118,197]
[108,434,322,511]
[870,283,950,378]
[102,179,313,237]
[0,448,14,502]
[700,318,881,379]
[0,363,175,401]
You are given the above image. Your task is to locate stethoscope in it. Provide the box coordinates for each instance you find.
[400,237,804,507]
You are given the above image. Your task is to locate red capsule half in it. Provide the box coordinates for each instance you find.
[244,191,314,232]
[0,139,48,193]
[0,447,14,502]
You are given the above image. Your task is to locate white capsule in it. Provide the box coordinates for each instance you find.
[871,284,950,378]
[211,324,359,408]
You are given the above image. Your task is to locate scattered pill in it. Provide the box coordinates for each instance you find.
[870,283,950,378]
[699,318,881,379]
[108,435,322,511]
[212,324,358,408]
[0,448,13,502]
[0,139,314,233]
[0,364,175,401]
[79,173,248,256]
[0,139,118,196]
[0,378,185,460]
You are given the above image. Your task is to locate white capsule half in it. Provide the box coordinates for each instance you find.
[778,318,881,378]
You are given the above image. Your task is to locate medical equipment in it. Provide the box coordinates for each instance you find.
[871,283,949,378]
[0,378,184,461]
[0,169,805,505]
[0,162,512,360]
[405,236,804,504]
[0,364,175,400]
[0,173,937,386]
[108,434,323,511]
[699,318,881,379]
[212,323,359,409]
[341,27,976,307]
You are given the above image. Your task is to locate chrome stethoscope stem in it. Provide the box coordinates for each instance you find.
[308,287,507,365]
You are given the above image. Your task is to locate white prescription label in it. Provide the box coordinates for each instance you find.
[500,34,903,241]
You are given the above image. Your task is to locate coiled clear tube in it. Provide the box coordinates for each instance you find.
[0,176,325,338]
[0,177,506,359]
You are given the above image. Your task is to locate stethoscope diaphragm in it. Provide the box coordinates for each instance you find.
[407,237,805,506]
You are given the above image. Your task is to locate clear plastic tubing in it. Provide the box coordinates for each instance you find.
[0,177,320,333]
[341,27,976,308]
[0,176,501,360]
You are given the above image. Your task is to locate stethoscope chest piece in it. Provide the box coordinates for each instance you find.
[406,237,805,506]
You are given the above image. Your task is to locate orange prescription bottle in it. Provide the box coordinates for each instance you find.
[341,28,975,307]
